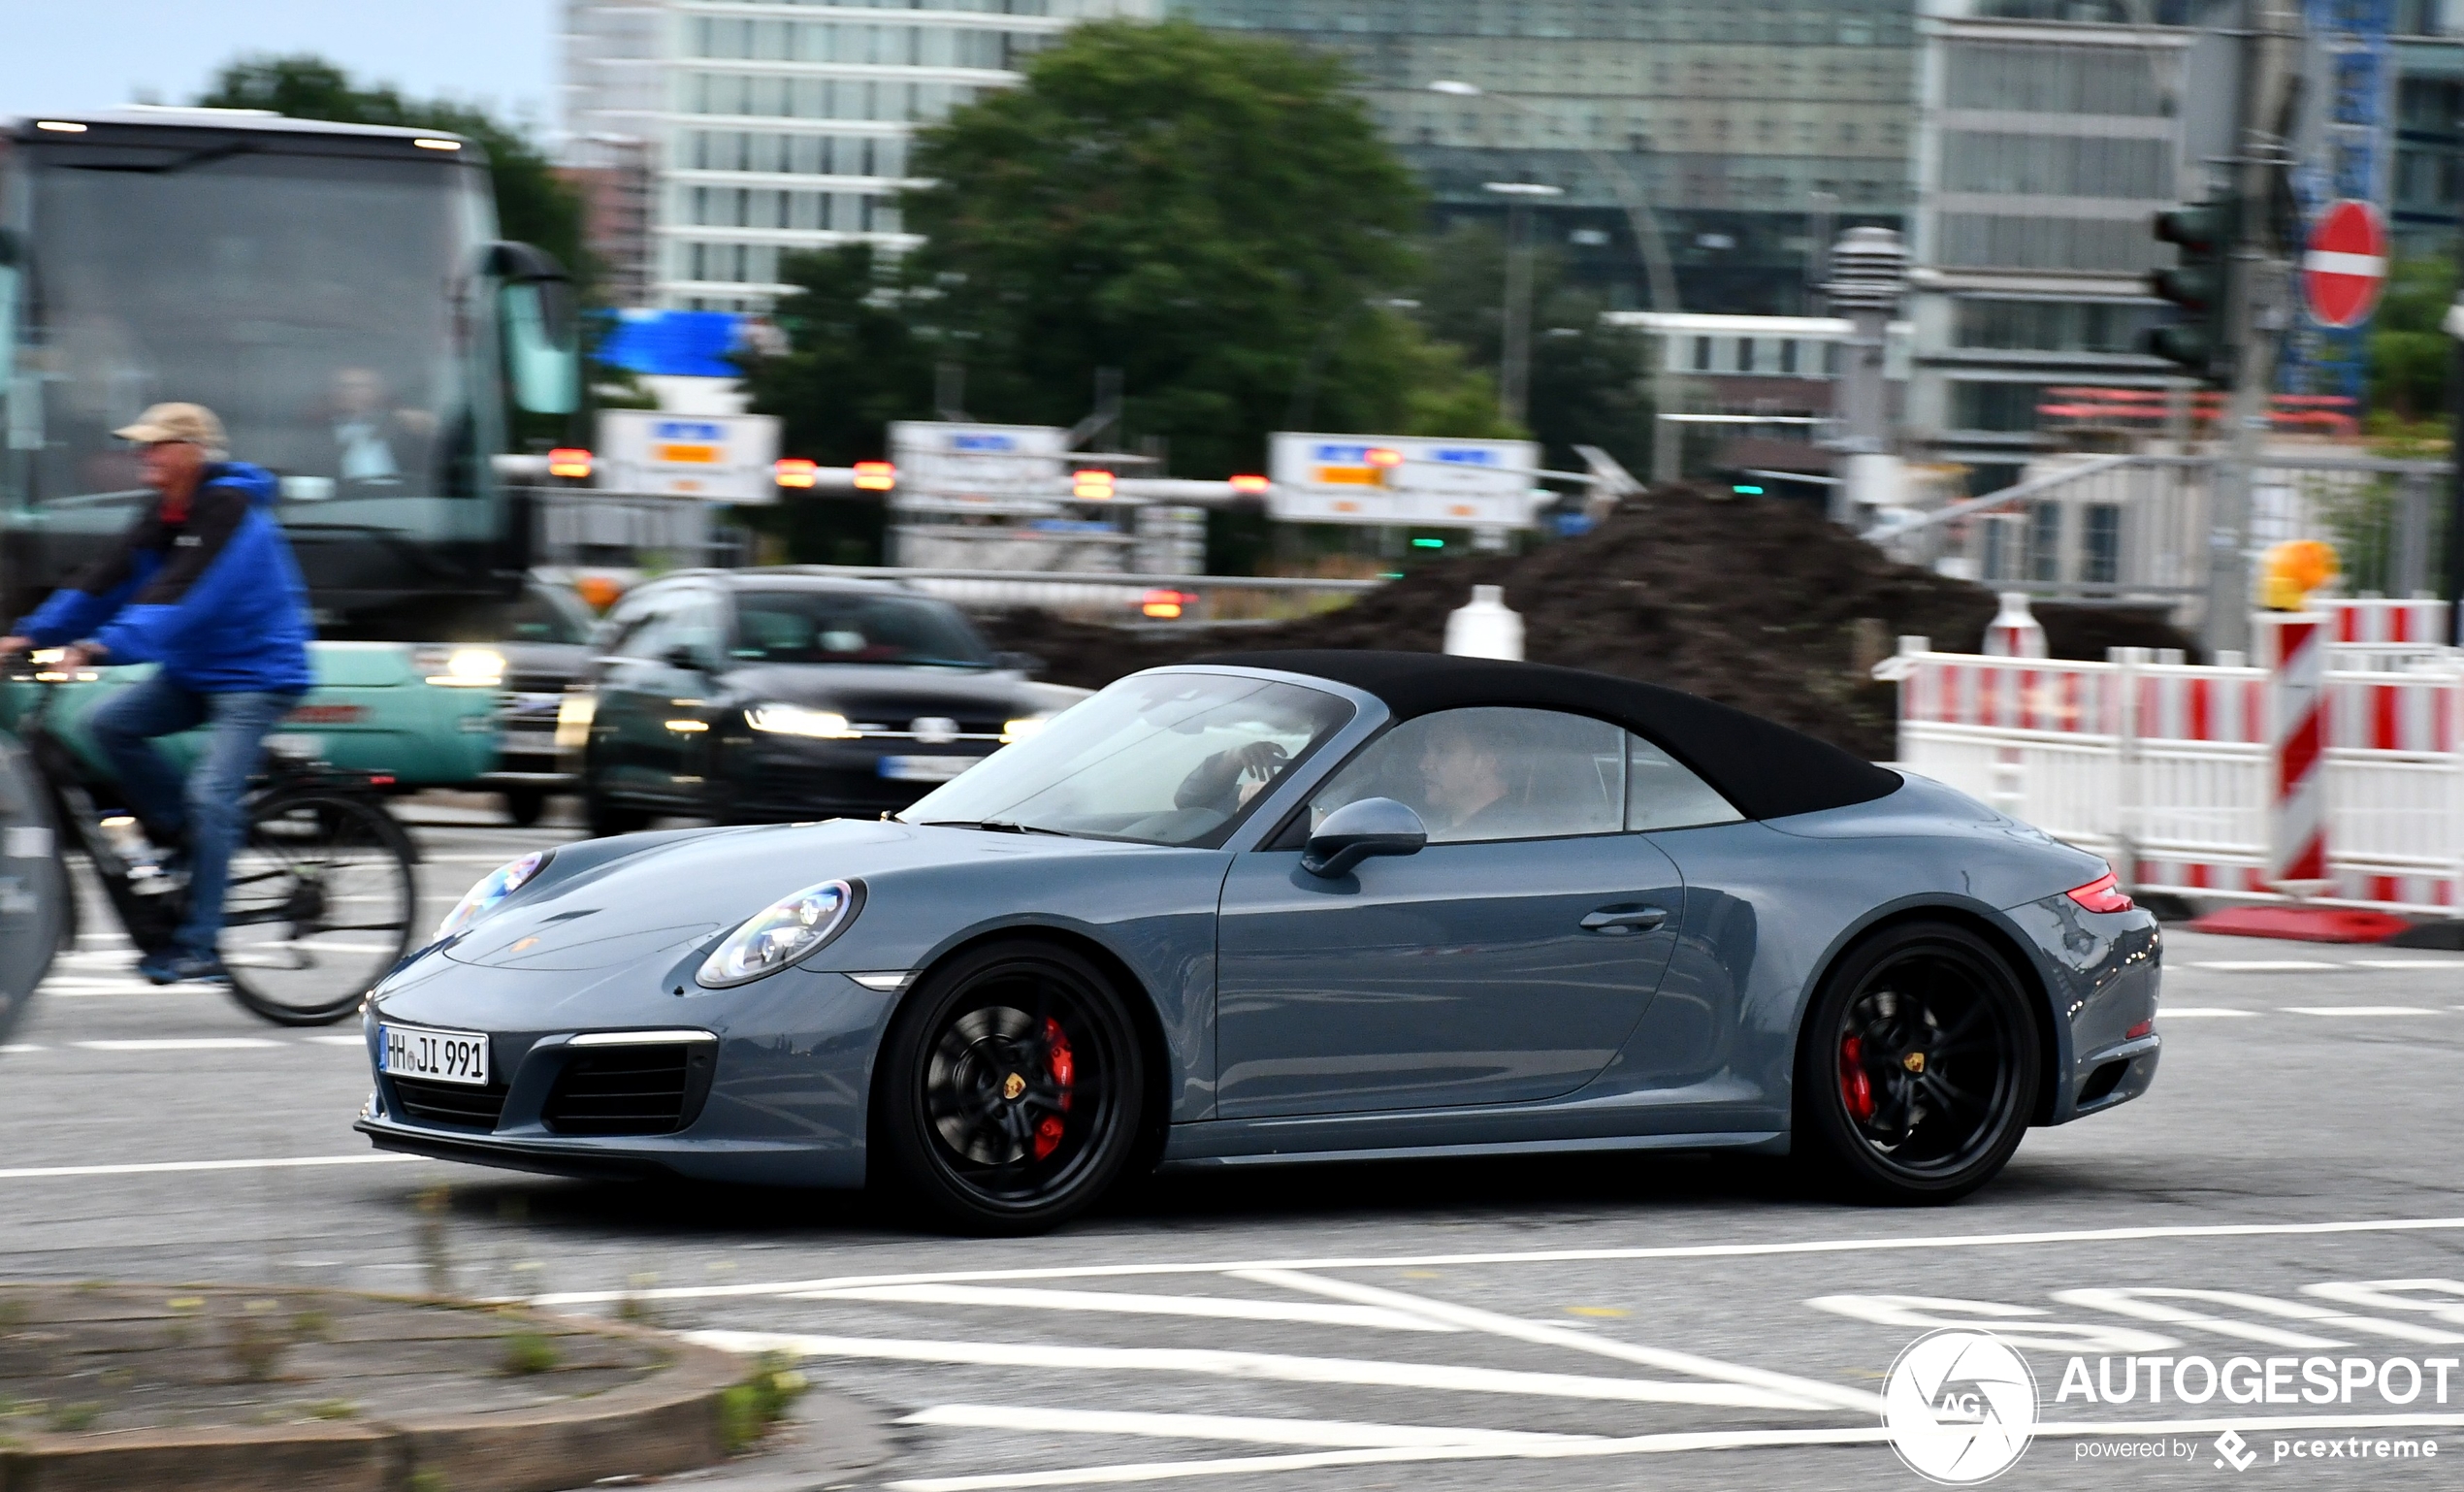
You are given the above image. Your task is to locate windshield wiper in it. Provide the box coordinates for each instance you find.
[917,819,1074,837]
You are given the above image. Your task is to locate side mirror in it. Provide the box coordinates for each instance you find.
[1301,797,1428,879]
[665,643,708,674]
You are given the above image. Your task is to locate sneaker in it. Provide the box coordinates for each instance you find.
[138,950,228,986]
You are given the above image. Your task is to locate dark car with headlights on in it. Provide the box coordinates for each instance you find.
[576,570,1082,833]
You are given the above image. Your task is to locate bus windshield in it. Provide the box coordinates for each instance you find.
[20,148,497,538]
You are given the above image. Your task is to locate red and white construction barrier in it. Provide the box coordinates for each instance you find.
[2255,612,2329,890]
[1881,595,2464,916]
[2324,597,2449,646]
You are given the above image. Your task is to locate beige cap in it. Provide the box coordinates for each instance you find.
[113,403,228,458]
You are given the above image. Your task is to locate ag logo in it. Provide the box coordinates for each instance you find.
[1882,1328,2039,1484]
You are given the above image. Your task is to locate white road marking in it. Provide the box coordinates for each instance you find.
[800,1282,1460,1334]
[900,1405,1593,1449]
[1,1044,43,1053]
[303,1035,368,1047]
[0,1154,418,1181]
[2158,1007,2259,1019]
[2282,1006,2443,1018]
[74,1038,279,1051]
[684,1331,1823,1411]
[532,1216,2464,1309]
[880,1413,2464,1492]
[2188,960,2345,971]
[2053,1285,2464,1348]
[1235,1267,1874,1415]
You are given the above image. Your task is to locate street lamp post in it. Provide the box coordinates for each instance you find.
[1431,80,1685,484]
[1483,181,1563,427]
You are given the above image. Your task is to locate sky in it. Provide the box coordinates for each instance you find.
[5,1,560,133]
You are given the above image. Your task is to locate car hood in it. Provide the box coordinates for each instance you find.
[438,819,1161,971]
[718,664,1052,722]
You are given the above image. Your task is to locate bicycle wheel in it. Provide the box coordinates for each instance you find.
[220,792,419,1026]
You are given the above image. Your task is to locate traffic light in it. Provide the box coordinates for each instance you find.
[2143,196,2237,384]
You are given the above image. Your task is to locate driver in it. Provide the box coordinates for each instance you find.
[0,404,314,986]
[1173,740,1289,816]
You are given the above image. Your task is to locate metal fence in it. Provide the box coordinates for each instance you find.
[1870,453,2451,631]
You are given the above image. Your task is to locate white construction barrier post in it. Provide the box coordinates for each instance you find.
[1983,592,2047,659]
[2255,610,2332,894]
[1444,585,1524,660]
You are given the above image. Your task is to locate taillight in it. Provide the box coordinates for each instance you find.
[2065,870,2134,914]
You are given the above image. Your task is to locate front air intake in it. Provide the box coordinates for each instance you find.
[540,1043,716,1136]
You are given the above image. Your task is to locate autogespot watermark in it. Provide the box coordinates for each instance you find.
[1884,1329,2040,1483]
[1881,1333,2448,1481]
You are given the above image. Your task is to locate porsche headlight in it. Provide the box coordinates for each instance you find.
[746,702,858,738]
[697,879,859,989]
[434,851,550,941]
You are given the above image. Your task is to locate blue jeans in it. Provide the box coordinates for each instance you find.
[86,676,302,957]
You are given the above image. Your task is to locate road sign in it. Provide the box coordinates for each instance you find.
[888,422,1073,514]
[1266,434,1540,529]
[598,411,781,503]
[2302,199,2388,330]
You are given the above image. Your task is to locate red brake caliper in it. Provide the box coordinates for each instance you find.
[1839,1035,1874,1122]
[1033,1018,1074,1160]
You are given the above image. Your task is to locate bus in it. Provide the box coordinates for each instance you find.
[0,107,581,641]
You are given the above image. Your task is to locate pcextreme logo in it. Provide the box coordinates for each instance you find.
[1883,1328,2040,1484]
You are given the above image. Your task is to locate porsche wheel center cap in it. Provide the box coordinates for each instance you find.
[1001,1072,1026,1101]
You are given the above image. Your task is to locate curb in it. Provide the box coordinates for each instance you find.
[0,1295,757,1492]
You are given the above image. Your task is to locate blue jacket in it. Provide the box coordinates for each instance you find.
[13,463,315,694]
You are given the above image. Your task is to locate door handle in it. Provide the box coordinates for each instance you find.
[1581,905,1668,935]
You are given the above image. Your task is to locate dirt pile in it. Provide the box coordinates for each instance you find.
[980,484,2194,761]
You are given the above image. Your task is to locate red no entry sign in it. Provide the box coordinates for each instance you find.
[2303,199,2388,329]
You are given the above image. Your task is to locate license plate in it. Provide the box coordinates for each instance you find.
[877,753,970,788]
[879,755,977,783]
[380,1022,491,1087]
[501,730,557,752]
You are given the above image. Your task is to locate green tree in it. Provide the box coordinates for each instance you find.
[197,55,588,293]
[893,19,1505,475]
[2367,252,2454,425]
[1412,223,1656,475]
[738,245,938,466]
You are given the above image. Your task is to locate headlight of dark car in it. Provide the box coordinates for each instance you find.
[434,850,551,941]
[697,879,860,989]
[745,702,859,738]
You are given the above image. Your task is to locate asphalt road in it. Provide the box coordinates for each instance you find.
[5,795,2463,1490]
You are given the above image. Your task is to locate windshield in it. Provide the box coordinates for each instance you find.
[16,146,495,541]
[900,671,1353,847]
[731,589,993,668]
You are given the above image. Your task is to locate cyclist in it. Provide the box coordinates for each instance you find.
[0,404,314,985]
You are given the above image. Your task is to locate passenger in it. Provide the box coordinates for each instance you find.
[319,367,437,486]
[1412,713,1525,838]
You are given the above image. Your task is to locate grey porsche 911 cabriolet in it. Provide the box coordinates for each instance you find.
[356,651,2161,1233]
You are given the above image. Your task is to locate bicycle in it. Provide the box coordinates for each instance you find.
[9,669,421,1025]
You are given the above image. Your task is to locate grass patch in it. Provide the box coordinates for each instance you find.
[500,1332,561,1377]
[47,1403,100,1434]
[717,1351,808,1455]
[305,1399,358,1420]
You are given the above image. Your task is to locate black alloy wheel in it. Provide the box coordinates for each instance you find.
[873,939,1147,1235]
[1795,921,2041,1204]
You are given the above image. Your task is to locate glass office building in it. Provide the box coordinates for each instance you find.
[563,0,1158,310]
[1168,0,1921,315]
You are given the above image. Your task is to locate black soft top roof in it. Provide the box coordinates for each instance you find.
[1193,649,1900,823]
